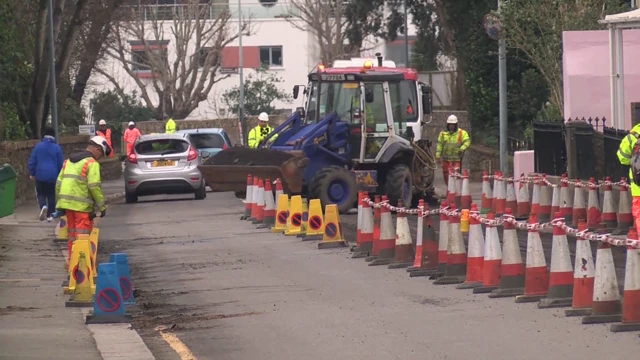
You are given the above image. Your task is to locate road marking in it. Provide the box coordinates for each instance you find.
[155,326,198,360]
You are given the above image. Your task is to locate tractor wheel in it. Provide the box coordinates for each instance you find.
[309,166,358,214]
[386,164,413,207]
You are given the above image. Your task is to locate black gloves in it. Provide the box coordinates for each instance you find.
[100,209,106,218]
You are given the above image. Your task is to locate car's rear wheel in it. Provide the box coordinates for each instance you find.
[194,181,206,200]
[125,190,138,204]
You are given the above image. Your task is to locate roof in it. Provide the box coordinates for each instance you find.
[138,133,190,141]
[308,66,419,82]
[600,9,640,26]
[176,128,226,135]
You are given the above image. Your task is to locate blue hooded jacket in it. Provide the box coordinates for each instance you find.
[28,135,64,183]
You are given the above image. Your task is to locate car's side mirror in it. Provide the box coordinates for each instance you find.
[293,85,300,99]
[200,151,210,158]
[421,84,432,115]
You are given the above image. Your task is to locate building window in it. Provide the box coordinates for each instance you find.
[198,47,219,68]
[131,47,168,72]
[259,46,283,67]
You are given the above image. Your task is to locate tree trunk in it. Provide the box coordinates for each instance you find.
[72,23,111,104]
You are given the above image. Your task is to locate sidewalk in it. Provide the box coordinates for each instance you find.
[0,178,152,359]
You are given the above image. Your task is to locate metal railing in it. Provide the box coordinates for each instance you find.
[121,3,300,21]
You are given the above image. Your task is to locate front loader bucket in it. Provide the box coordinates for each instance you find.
[198,148,308,194]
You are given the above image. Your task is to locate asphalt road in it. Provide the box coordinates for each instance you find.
[99,191,638,360]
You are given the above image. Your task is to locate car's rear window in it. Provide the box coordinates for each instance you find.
[189,133,226,149]
[135,139,190,155]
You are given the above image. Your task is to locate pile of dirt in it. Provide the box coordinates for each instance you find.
[203,147,295,166]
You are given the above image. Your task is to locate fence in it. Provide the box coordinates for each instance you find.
[532,117,628,181]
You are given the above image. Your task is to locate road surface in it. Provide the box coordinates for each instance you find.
[98,191,638,360]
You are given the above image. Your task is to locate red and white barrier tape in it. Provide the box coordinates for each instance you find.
[450,171,629,189]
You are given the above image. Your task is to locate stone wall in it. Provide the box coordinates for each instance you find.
[0,136,123,207]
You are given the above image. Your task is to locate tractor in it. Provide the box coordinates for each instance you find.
[199,54,437,213]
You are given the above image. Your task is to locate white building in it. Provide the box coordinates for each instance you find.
[87,0,425,121]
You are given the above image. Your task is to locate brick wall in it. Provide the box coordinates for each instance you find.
[0,136,123,207]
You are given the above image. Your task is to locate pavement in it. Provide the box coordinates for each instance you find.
[0,177,153,360]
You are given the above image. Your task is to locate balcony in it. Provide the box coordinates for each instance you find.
[124,2,300,21]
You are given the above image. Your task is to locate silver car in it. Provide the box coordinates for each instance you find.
[123,133,209,203]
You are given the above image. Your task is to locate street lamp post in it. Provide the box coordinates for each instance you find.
[238,0,246,146]
[47,0,59,141]
[498,0,508,175]
[404,0,409,67]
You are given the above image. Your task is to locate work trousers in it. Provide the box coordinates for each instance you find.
[65,210,93,241]
[441,161,460,187]
[35,181,56,217]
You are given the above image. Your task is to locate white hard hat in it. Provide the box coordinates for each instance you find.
[446,115,458,124]
[89,135,112,156]
[258,112,269,122]
[98,119,107,125]
[128,121,135,126]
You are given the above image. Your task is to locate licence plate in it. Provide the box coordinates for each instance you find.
[151,160,175,167]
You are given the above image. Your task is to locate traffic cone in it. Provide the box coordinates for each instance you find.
[447,174,456,208]
[408,200,439,277]
[460,170,471,210]
[247,177,260,221]
[85,262,132,324]
[317,204,347,249]
[284,195,304,236]
[489,208,525,298]
[274,178,284,200]
[457,203,484,289]
[515,213,549,303]
[65,252,95,307]
[64,239,93,295]
[559,174,573,224]
[302,199,324,241]
[431,201,449,278]
[434,203,467,285]
[353,194,373,257]
[565,220,596,317]
[505,176,517,215]
[494,172,506,216]
[296,201,309,238]
[258,178,276,229]
[491,171,499,213]
[366,195,382,262]
[610,228,640,332]
[586,178,601,230]
[109,253,135,306]
[538,174,552,222]
[551,184,560,217]
[538,212,573,308]
[581,241,622,324]
[614,179,632,235]
[572,183,586,227]
[473,211,502,294]
[353,191,363,251]
[455,173,462,208]
[369,196,395,266]
[516,175,530,220]
[241,174,253,220]
[480,170,493,214]
[600,177,617,230]
[271,194,289,233]
[530,176,540,216]
[89,228,99,278]
[388,200,414,269]
[252,179,265,224]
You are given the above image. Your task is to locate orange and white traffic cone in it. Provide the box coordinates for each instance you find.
[610,228,640,332]
[353,193,373,259]
[615,179,633,235]
[572,183,587,227]
[388,200,414,269]
[251,178,265,224]
[447,174,457,208]
[247,177,260,221]
[366,195,382,263]
[431,201,449,279]
[457,203,484,289]
[455,173,463,208]
[489,208,525,298]
[434,203,467,285]
[516,175,530,220]
[491,171,499,213]
[369,196,395,266]
[241,174,253,220]
[274,178,284,200]
[600,177,617,230]
[352,191,364,253]
[586,178,601,230]
[538,174,552,222]
[460,170,471,210]
[565,220,596,317]
[550,184,560,217]
[494,172,506,216]
[473,211,502,294]
[538,212,573,308]
[408,200,439,277]
[480,170,493,214]
[560,174,573,224]
[505,176,517,215]
[530,176,540,217]
[515,213,549,303]
[258,178,276,228]
[581,240,622,324]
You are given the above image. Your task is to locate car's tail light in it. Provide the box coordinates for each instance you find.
[128,152,137,164]
[222,143,228,150]
[187,146,198,161]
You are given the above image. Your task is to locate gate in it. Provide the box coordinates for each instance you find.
[603,127,629,181]
[532,121,565,176]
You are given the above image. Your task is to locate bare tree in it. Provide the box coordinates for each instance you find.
[101,0,249,119]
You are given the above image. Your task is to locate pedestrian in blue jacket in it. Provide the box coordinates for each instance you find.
[28,126,63,221]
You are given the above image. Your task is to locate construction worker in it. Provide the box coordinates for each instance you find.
[617,123,640,231]
[96,119,114,158]
[55,136,110,246]
[435,114,470,186]
[247,112,277,148]
[123,121,141,156]
[165,115,176,134]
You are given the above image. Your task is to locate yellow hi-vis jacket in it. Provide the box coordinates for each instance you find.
[56,152,106,213]
[616,123,640,196]
[247,125,278,148]
[435,128,471,161]
[165,118,176,133]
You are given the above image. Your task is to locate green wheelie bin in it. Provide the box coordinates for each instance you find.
[0,164,17,218]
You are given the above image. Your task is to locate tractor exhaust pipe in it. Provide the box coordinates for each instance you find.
[375,52,383,67]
